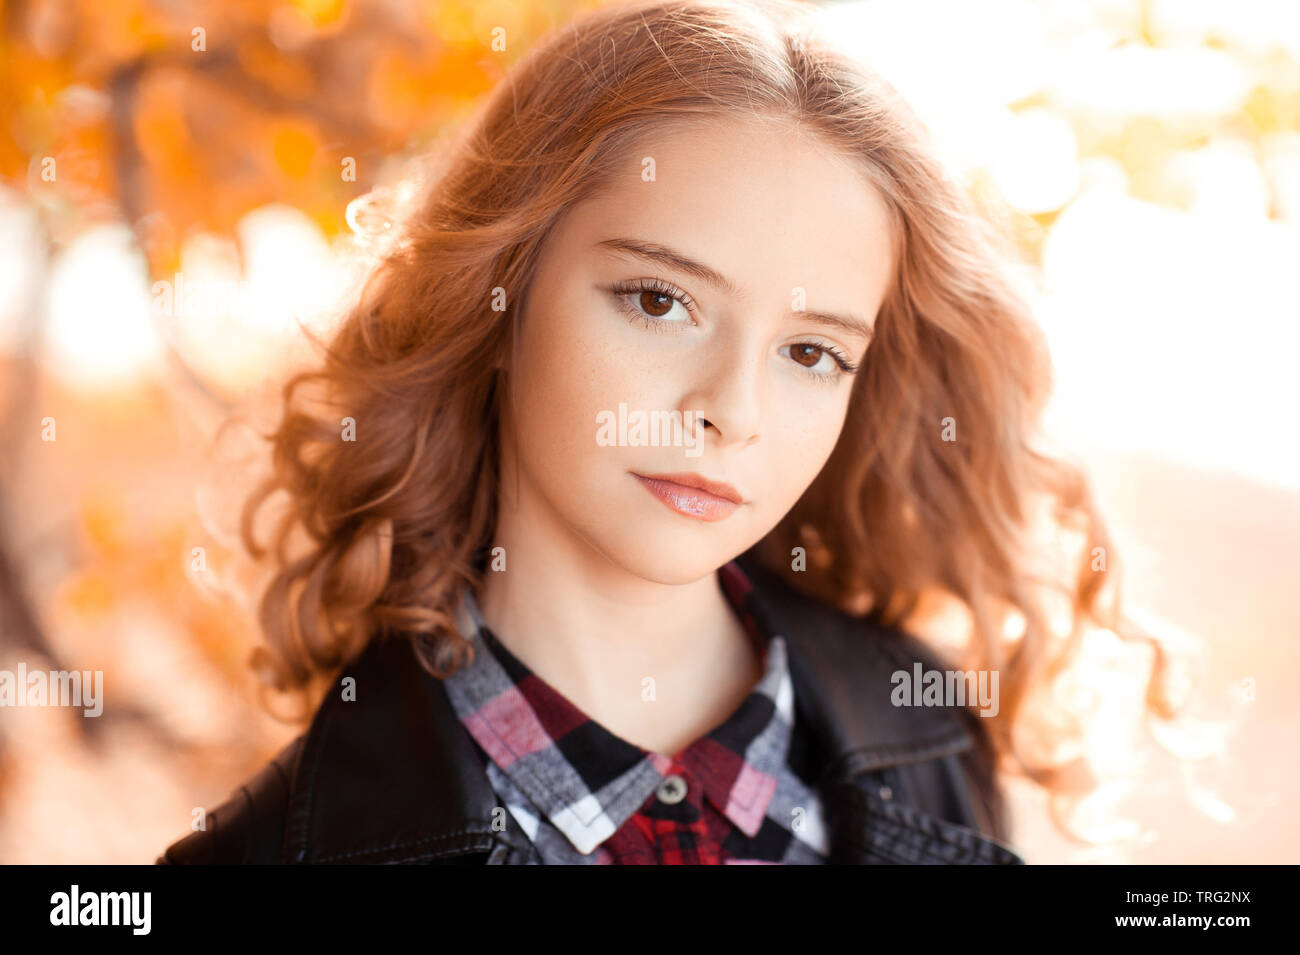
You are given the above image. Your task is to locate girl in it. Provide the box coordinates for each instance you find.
[159,0,1172,865]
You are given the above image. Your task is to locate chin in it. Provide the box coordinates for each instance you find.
[586,516,751,586]
[604,548,728,586]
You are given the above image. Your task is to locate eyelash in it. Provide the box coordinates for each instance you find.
[606,277,861,381]
[608,277,698,325]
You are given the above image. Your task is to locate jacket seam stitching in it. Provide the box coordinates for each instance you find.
[313,829,498,863]
[834,733,973,775]
[839,782,1023,863]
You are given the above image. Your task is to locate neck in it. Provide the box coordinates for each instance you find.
[475,468,761,755]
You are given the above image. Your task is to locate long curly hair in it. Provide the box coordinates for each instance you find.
[219,0,1182,845]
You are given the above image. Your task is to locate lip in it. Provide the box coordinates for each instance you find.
[631,471,746,522]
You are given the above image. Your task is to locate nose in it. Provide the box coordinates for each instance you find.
[680,343,764,451]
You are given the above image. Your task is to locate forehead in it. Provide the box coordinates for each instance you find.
[554,115,897,309]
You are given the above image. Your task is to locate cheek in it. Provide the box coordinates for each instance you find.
[511,293,660,473]
[759,387,851,502]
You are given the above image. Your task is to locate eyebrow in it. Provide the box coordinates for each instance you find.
[596,236,876,341]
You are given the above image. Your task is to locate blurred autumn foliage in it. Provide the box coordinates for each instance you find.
[0,0,596,863]
[0,0,598,268]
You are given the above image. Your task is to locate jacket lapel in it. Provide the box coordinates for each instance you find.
[732,551,975,775]
[734,553,1024,864]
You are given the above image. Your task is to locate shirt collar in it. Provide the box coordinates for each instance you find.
[442,560,799,855]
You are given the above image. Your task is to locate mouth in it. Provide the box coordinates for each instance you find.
[631,471,746,523]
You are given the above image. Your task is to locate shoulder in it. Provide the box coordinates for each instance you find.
[155,634,408,865]
[154,631,484,865]
[156,736,305,865]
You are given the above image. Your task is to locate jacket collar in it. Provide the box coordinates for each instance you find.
[282,549,974,864]
[732,552,975,777]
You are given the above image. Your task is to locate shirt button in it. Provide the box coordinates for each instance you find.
[655,774,688,805]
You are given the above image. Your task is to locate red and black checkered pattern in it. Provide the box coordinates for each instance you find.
[442,560,831,864]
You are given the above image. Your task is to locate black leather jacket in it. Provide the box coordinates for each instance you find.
[158,554,1025,865]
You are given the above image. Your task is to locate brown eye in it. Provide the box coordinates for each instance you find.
[780,340,857,379]
[790,343,823,367]
[640,291,675,317]
[608,278,696,326]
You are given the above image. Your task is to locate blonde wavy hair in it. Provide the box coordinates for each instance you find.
[219,0,1183,845]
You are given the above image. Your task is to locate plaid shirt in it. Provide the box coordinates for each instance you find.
[443,560,830,864]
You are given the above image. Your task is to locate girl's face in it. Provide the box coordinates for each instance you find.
[503,116,896,584]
